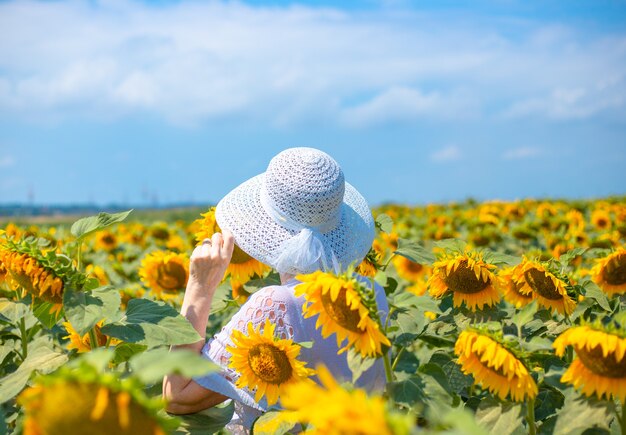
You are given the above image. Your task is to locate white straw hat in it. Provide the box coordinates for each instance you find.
[215,147,375,275]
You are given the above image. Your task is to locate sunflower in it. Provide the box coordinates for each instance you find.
[138,251,189,300]
[226,319,315,406]
[500,266,534,309]
[427,251,502,311]
[554,324,626,402]
[119,284,146,310]
[512,258,576,315]
[258,365,408,435]
[0,245,65,304]
[455,329,538,402]
[393,255,429,283]
[591,208,612,231]
[63,321,114,353]
[357,241,384,278]
[18,364,170,435]
[591,249,626,295]
[193,208,270,283]
[230,278,252,304]
[294,271,390,357]
[95,230,118,251]
[86,264,109,285]
[0,258,7,287]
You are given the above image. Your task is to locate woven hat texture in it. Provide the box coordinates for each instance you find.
[215,147,375,275]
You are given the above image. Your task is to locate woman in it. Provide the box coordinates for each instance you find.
[163,147,387,432]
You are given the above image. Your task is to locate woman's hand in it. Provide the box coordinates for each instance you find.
[188,230,235,296]
[163,230,234,414]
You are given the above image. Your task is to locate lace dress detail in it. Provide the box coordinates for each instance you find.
[194,278,387,434]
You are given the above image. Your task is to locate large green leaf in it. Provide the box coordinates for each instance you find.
[475,397,523,435]
[70,210,133,241]
[583,281,611,312]
[346,348,377,383]
[375,214,394,233]
[511,301,538,331]
[553,390,615,435]
[175,401,235,435]
[63,286,121,336]
[394,238,436,265]
[251,410,296,435]
[0,339,67,404]
[101,299,202,348]
[129,348,217,384]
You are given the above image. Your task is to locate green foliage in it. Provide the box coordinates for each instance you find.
[70,210,133,241]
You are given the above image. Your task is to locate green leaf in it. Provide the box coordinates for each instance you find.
[71,210,133,241]
[346,348,377,383]
[32,300,64,329]
[436,407,490,435]
[63,286,121,336]
[101,299,202,348]
[394,238,436,265]
[511,301,538,331]
[0,300,31,324]
[111,343,148,365]
[559,248,587,267]
[553,390,615,435]
[583,281,611,312]
[388,375,425,408]
[68,348,115,372]
[129,348,217,384]
[475,397,523,435]
[0,341,68,404]
[375,214,394,233]
[251,410,296,435]
[175,401,235,435]
[433,238,467,253]
[534,388,565,421]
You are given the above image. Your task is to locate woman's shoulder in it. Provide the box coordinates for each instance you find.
[239,282,302,318]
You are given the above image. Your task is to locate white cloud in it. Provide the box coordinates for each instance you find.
[431,145,461,162]
[0,1,624,125]
[502,147,542,160]
[0,155,16,168]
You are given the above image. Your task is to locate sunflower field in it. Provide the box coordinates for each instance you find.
[1,196,626,435]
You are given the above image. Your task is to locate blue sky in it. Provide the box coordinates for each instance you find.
[0,0,625,207]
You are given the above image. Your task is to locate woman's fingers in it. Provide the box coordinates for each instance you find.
[211,233,223,257]
[221,230,235,260]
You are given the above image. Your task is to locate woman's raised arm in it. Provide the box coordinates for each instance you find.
[162,230,234,414]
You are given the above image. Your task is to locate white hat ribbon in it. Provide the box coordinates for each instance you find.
[260,186,340,274]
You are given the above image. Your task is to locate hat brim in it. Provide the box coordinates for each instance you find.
[215,173,375,274]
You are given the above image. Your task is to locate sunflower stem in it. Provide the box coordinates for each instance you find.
[383,352,394,383]
[381,253,396,272]
[391,347,405,372]
[526,398,536,435]
[89,327,100,350]
[76,240,84,271]
[19,317,28,360]
[621,400,626,435]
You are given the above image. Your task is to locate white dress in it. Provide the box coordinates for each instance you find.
[194,276,388,433]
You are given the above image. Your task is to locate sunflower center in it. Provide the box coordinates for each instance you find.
[156,262,187,290]
[321,288,364,333]
[603,254,626,286]
[406,262,423,273]
[576,345,626,378]
[101,234,116,245]
[152,228,170,240]
[510,279,533,300]
[247,343,293,384]
[443,260,489,294]
[524,268,562,300]
[231,245,252,265]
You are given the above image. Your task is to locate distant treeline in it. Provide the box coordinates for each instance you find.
[0,203,209,218]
